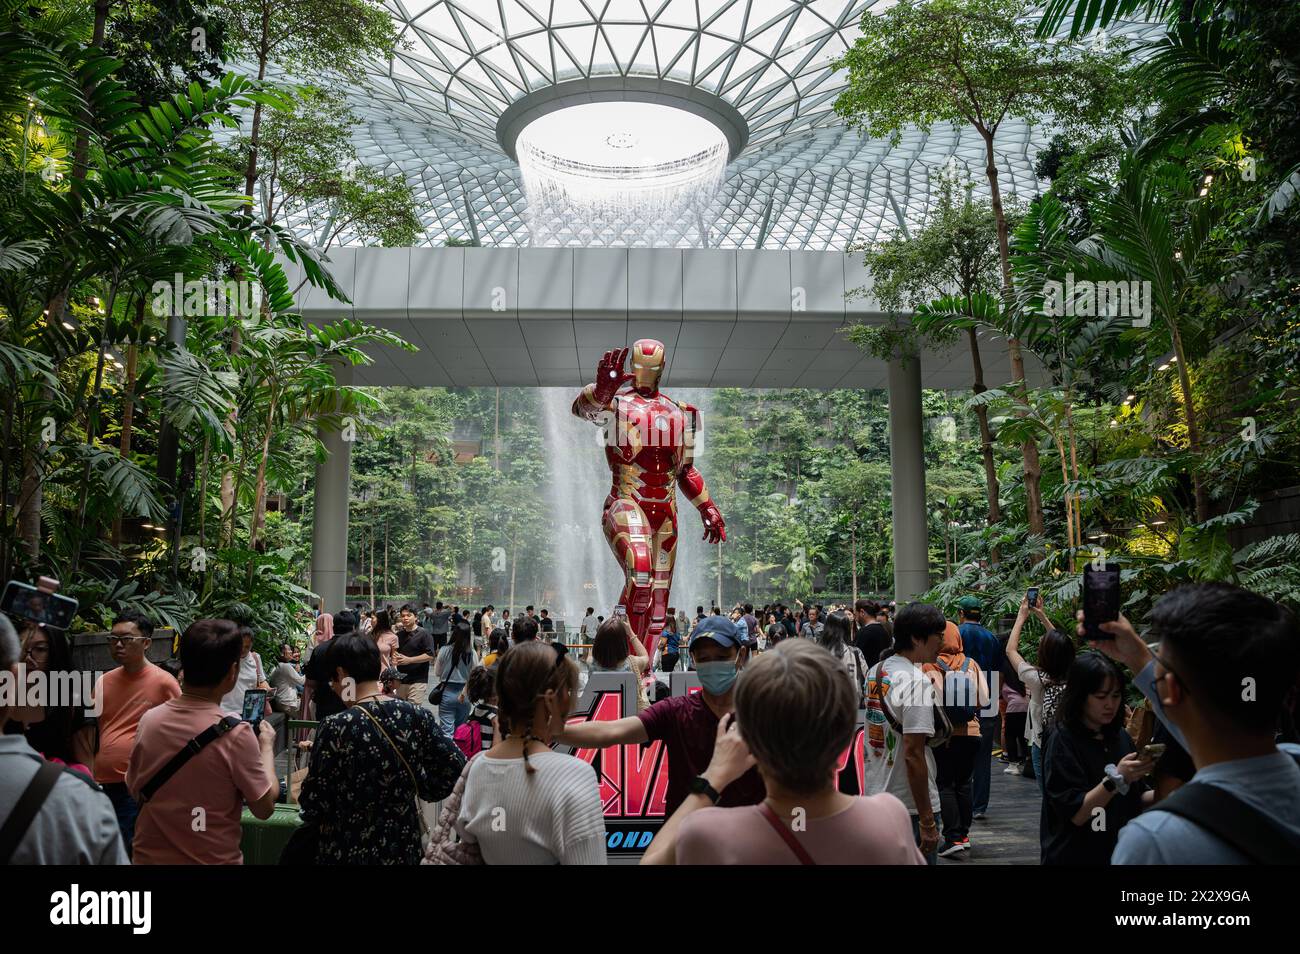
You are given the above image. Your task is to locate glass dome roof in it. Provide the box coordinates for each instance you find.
[282,1,1165,249]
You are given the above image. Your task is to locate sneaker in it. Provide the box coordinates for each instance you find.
[1003,763,1023,776]
[973,811,988,820]
[991,747,1004,757]
[938,840,965,858]
[958,837,971,851]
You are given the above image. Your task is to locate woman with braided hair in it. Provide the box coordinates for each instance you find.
[454,641,607,864]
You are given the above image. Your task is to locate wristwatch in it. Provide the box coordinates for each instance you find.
[690,775,722,805]
[1102,775,1117,793]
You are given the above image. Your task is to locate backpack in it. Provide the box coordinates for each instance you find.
[870,660,953,749]
[840,645,868,705]
[1041,677,1065,735]
[453,719,483,759]
[935,657,979,724]
[1151,751,1300,865]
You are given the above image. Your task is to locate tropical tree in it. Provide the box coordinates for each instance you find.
[835,0,1137,542]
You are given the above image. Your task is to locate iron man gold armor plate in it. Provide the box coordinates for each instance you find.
[572,340,726,649]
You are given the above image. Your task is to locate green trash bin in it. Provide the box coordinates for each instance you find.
[240,803,303,865]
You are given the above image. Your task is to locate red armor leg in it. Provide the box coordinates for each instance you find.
[603,498,654,647]
[645,508,678,650]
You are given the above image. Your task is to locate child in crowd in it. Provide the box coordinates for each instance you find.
[455,665,497,758]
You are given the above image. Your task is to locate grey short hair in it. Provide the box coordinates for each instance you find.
[0,613,20,669]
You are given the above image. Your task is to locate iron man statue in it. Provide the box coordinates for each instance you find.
[572,340,726,650]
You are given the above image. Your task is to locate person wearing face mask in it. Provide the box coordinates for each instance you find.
[554,614,764,814]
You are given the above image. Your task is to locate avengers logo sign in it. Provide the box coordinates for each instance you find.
[554,670,867,860]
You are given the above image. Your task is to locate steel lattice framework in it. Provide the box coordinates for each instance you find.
[280,0,1163,250]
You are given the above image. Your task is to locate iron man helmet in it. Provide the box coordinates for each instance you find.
[630,339,665,393]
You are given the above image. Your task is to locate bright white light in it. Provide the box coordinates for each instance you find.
[517,102,728,246]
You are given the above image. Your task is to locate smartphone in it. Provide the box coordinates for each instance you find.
[1026,586,1039,607]
[241,689,268,732]
[1141,743,1167,760]
[1,580,78,630]
[1082,564,1121,639]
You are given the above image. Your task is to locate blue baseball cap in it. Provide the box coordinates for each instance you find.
[690,614,745,648]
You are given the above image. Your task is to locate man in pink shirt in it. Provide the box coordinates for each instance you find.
[126,619,277,864]
[642,640,924,866]
[93,611,180,856]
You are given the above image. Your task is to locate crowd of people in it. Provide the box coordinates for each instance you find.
[1,581,1297,865]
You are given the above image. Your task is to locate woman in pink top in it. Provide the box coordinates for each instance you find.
[642,639,924,865]
[371,610,400,694]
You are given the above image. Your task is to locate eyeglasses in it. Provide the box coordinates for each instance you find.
[1150,647,1186,691]
[106,634,148,645]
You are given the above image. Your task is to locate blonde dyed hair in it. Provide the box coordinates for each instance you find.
[734,639,856,795]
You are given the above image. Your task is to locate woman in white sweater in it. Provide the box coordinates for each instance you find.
[455,641,607,864]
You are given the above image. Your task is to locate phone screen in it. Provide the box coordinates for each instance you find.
[1026,587,1039,605]
[0,581,78,630]
[242,689,267,727]
[1082,565,1121,639]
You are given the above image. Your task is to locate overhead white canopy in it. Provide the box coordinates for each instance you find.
[284,246,1043,389]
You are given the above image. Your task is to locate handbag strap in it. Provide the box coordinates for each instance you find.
[139,715,241,803]
[758,801,816,865]
[354,701,429,836]
[0,760,63,864]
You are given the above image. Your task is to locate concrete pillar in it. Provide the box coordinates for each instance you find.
[888,353,930,601]
[310,362,353,613]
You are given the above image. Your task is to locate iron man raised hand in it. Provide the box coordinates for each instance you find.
[573,339,725,650]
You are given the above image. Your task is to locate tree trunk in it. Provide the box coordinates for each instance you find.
[1169,324,1210,522]
[982,132,1045,541]
[242,4,272,203]
[70,284,117,575]
[18,443,42,562]
[246,387,277,553]
[1064,388,1083,550]
[509,535,517,614]
[966,327,1002,531]
[111,339,140,547]
[716,540,723,610]
[1053,430,1076,571]
[851,525,858,604]
[198,434,210,553]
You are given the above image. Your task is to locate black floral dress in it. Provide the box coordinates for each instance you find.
[299,698,465,864]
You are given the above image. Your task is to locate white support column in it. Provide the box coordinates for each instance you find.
[888,352,930,601]
[310,363,353,612]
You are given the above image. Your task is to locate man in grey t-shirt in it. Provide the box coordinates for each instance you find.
[428,601,452,650]
[1085,585,1300,864]
[0,614,127,864]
